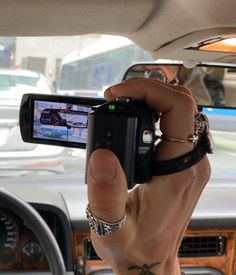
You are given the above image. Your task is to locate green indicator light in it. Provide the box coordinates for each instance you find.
[109,105,115,110]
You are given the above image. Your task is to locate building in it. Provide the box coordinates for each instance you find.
[0,37,16,68]
[14,35,101,85]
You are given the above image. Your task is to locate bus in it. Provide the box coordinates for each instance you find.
[57,35,154,97]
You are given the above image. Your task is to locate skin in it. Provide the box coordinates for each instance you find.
[86,78,211,275]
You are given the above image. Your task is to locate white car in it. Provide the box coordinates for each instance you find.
[0,69,68,172]
[0,69,51,101]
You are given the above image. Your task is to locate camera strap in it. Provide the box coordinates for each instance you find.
[151,135,212,176]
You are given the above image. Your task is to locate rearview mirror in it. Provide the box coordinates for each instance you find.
[123,63,236,109]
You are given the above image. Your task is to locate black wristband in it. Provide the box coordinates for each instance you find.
[151,135,212,176]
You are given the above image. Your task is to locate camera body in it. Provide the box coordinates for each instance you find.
[19,94,156,189]
[86,98,156,189]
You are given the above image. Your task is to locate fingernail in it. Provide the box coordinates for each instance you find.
[90,153,117,180]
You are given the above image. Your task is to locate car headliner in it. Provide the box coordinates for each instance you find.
[0,0,236,63]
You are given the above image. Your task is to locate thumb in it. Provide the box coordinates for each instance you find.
[87,149,128,223]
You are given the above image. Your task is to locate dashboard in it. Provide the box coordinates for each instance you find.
[0,205,72,273]
[0,208,46,270]
[0,172,236,274]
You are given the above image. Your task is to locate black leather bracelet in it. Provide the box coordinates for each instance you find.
[151,135,212,176]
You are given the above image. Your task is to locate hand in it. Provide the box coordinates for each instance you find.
[86,78,211,275]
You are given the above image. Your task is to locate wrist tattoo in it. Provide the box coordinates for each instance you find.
[128,262,161,275]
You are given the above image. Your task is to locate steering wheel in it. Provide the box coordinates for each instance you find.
[0,187,66,275]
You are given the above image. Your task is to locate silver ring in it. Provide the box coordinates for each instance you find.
[86,204,127,237]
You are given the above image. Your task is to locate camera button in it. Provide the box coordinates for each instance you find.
[142,130,153,144]
[105,131,113,149]
[116,97,129,102]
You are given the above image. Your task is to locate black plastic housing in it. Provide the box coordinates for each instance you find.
[86,98,155,189]
[19,93,105,149]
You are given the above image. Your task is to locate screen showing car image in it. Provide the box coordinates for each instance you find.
[33,100,92,144]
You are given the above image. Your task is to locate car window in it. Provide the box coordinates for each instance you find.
[0,74,39,90]
[0,35,154,178]
[0,34,235,181]
[0,75,12,90]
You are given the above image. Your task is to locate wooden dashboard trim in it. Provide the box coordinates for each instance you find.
[73,228,236,274]
[179,228,236,274]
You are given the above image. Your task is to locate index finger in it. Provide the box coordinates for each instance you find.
[104,78,197,114]
[104,78,198,159]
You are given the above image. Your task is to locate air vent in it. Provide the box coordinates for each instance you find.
[178,236,226,258]
[84,236,227,260]
[84,238,100,260]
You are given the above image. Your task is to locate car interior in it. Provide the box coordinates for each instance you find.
[0,0,236,274]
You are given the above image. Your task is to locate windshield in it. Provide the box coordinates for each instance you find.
[0,74,39,91]
[0,35,235,181]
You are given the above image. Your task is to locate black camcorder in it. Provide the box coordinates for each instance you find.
[86,98,156,189]
[20,94,155,189]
